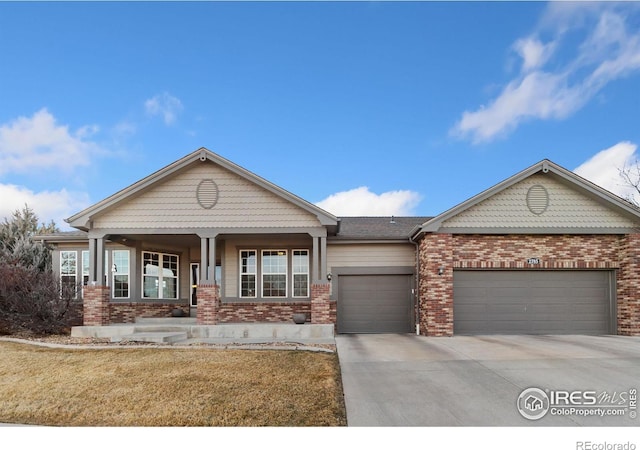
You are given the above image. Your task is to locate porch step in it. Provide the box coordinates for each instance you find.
[72,322,335,345]
[112,331,188,344]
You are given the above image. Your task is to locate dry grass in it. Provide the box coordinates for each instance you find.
[0,341,346,426]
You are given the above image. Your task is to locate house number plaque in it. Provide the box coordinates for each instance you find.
[527,258,540,265]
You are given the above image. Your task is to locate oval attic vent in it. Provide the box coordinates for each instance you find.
[197,179,219,209]
[526,184,549,215]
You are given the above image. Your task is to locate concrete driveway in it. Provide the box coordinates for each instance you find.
[335,334,640,426]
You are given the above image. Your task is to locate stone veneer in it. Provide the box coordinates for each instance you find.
[418,233,640,337]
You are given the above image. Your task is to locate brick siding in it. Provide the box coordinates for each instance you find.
[310,283,332,324]
[418,233,640,336]
[110,302,188,324]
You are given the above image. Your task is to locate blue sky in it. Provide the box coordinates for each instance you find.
[1,1,640,229]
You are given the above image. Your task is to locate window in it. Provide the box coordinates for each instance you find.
[292,250,309,297]
[82,251,90,287]
[112,250,130,299]
[60,251,77,297]
[238,249,312,299]
[143,252,179,299]
[240,250,257,298]
[262,250,287,297]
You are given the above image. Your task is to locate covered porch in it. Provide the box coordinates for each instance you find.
[82,229,334,327]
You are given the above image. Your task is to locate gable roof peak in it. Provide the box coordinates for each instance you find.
[413,158,640,238]
[66,146,338,230]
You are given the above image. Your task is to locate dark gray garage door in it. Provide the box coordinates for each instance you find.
[454,271,613,335]
[338,274,413,333]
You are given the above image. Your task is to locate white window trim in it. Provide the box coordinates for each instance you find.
[292,249,310,298]
[239,249,257,299]
[261,249,288,298]
[142,251,179,300]
[60,251,78,298]
[112,250,130,299]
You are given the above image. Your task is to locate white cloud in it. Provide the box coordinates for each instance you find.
[574,141,639,201]
[315,186,422,216]
[0,183,90,230]
[452,4,640,144]
[513,37,556,73]
[145,92,184,125]
[0,109,99,175]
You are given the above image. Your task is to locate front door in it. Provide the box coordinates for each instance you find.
[190,263,199,308]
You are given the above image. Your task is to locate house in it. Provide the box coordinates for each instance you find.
[38,148,640,336]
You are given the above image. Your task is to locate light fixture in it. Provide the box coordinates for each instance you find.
[327,273,332,281]
[438,266,444,276]
[112,263,118,273]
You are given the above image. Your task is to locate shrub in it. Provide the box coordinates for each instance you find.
[0,262,79,335]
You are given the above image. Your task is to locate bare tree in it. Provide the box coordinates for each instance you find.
[618,162,640,207]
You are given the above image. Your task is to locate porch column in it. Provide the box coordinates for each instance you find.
[197,285,220,325]
[197,233,219,325]
[312,237,320,282]
[311,283,331,324]
[86,234,109,326]
[319,236,327,281]
[199,234,218,283]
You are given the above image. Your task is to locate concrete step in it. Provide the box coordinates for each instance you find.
[112,331,188,344]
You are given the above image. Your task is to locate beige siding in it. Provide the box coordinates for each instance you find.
[442,174,637,229]
[94,161,321,229]
[327,243,416,269]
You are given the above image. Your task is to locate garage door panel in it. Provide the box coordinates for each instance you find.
[338,274,413,333]
[454,271,612,335]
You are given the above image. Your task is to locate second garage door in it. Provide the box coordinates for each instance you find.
[338,274,413,333]
[454,270,614,335]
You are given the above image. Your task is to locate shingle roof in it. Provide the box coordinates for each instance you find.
[334,216,432,240]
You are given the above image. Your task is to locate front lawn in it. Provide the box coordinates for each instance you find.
[0,342,346,426]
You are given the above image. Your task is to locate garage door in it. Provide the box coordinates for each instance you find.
[454,271,613,335]
[338,274,413,333]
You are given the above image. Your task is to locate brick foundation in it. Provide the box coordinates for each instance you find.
[218,302,311,323]
[418,233,640,336]
[110,302,189,324]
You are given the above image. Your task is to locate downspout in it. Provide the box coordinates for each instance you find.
[408,228,421,335]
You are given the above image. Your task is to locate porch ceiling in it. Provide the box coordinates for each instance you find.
[107,232,315,248]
